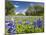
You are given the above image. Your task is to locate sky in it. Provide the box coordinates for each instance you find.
[8,1,44,14]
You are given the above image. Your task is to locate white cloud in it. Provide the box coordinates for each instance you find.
[14,5,19,8]
[16,8,28,15]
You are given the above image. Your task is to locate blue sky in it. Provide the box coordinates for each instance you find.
[10,1,44,14]
[11,1,30,13]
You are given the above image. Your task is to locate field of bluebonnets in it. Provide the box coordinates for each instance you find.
[5,16,44,35]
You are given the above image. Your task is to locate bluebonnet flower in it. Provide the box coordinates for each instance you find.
[26,20,30,24]
[18,20,22,24]
[8,24,16,33]
[33,18,42,28]
[5,20,10,28]
[8,23,15,28]
[37,18,42,28]
[8,27,13,33]
[8,27,15,33]
[5,20,16,33]
[5,20,13,24]
[5,21,9,23]
[5,20,13,28]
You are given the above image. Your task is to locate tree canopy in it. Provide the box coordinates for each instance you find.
[25,5,44,16]
[5,1,15,16]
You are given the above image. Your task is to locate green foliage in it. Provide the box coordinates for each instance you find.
[25,5,44,16]
[34,27,44,33]
[15,16,44,33]
[5,1,15,16]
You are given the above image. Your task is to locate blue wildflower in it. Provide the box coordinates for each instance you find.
[6,21,13,28]
[26,20,30,24]
[5,20,13,24]
[37,18,42,28]
[5,20,16,33]
[8,25,16,33]
[5,20,11,28]
[8,23,13,26]
[5,21,8,23]
[8,27,13,33]
[18,20,22,24]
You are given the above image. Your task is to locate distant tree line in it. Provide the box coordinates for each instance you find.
[25,5,44,16]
